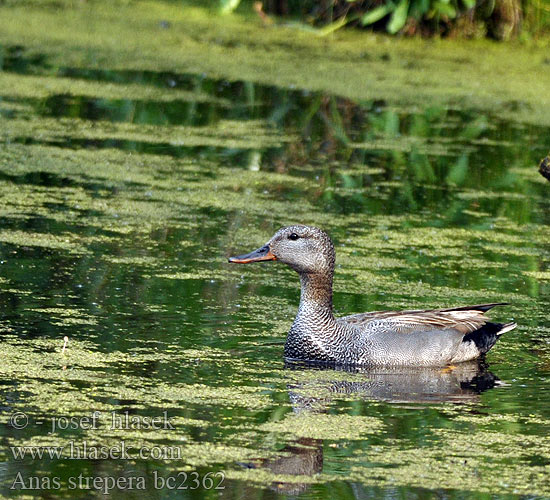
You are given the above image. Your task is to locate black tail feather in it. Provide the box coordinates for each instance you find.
[442,303,509,313]
[462,321,515,354]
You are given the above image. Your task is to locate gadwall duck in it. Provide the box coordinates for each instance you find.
[229,225,516,367]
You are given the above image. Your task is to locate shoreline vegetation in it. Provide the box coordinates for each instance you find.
[222,0,540,41]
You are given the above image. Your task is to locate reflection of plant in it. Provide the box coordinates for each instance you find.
[36,65,542,222]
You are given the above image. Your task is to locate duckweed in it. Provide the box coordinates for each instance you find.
[260,413,383,441]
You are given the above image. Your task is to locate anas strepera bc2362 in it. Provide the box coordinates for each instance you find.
[228,225,516,367]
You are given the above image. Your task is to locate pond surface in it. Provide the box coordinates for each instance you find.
[1,41,550,499]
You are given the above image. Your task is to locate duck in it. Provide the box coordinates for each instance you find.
[228,225,516,367]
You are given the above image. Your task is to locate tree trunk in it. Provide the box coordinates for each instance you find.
[488,0,522,40]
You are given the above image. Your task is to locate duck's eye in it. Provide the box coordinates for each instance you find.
[288,233,300,241]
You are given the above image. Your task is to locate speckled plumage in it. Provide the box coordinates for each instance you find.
[229,225,516,367]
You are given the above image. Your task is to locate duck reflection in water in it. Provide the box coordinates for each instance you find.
[285,358,500,406]
[241,360,500,495]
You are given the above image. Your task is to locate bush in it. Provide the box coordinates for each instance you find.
[215,0,540,39]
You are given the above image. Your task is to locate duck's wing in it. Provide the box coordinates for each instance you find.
[340,303,508,335]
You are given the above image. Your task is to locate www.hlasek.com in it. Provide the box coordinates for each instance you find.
[12,440,193,460]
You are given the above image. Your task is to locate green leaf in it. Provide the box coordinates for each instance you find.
[446,154,469,186]
[384,110,400,137]
[387,0,409,34]
[462,0,476,8]
[361,3,395,25]
[219,0,240,14]
[461,115,488,140]
[409,0,430,18]
[318,15,352,36]
[433,1,456,17]
[328,98,351,145]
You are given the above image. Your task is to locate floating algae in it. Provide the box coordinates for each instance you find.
[347,428,550,496]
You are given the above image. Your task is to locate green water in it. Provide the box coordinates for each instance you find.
[1,37,550,500]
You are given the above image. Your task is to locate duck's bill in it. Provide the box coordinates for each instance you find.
[228,245,277,263]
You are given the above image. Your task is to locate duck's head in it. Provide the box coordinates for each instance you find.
[228,225,335,275]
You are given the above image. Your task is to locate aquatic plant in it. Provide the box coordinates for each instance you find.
[257,0,525,38]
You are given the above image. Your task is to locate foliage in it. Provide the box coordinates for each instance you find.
[219,0,241,13]
[355,0,477,34]
[522,0,550,35]
[212,0,531,38]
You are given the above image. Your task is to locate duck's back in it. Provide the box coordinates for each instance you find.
[336,303,515,366]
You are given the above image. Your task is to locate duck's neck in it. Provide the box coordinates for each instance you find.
[285,271,338,361]
[296,272,335,323]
